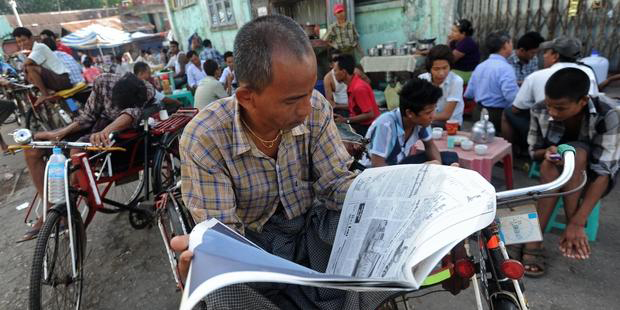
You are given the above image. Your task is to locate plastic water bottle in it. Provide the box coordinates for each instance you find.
[581,50,609,84]
[47,147,67,204]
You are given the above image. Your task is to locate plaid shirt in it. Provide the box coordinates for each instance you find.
[199,47,224,65]
[54,51,84,85]
[507,52,539,82]
[75,73,155,131]
[325,21,359,50]
[528,96,620,177]
[180,91,356,234]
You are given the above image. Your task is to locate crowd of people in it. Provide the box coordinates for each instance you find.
[1,3,618,308]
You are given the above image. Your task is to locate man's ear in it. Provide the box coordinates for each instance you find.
[235,86,255,111]
[578,95,589,108]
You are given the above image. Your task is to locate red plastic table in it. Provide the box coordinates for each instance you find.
[415,131,514,189]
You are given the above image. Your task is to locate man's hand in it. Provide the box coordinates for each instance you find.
[334,114,346,124]
[425,160,441,165]
[33,96,49,108]
[544,145,563,166]
[89,130,112,146]
[559,223,590,260]
[170,235,193,285]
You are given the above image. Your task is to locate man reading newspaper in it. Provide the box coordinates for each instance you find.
[174,15,392,309]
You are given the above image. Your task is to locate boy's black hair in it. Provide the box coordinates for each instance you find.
[517,31,545,51]
[40,29,56,39]
[133,61,150,75]
[202,39,212,48]
[111,74,148,110]
[169,40,179,47]
[399,77,443,116]
[186,50,197,59]
[426,44,454,71]
[545,67,590,102]
[41,37,57,51]
[334,54,355,75]
[223,51,233,61]
[203,59,219,76]
[12,27,32,38]
[83,57,92,68]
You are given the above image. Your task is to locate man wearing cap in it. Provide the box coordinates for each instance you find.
[324,3,360,56]
[501,36,599,152]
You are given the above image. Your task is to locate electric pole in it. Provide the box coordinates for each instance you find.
[8,0,22,27]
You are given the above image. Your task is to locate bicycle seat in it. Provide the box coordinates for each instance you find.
[55,82,87,99]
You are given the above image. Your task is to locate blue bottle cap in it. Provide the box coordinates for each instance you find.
[53,147,62,155]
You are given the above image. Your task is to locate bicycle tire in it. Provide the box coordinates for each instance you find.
[491,294,521,310]
[25,108,51,132]
[29,205,86,310]
[152,132,182,195]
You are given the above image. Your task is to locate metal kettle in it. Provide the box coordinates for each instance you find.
[471,108,495,144]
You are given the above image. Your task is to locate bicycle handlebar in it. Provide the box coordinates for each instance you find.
[495,144,576,202]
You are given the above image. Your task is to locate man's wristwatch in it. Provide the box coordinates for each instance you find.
[346,119,351,124]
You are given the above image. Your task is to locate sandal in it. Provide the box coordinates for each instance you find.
[16,227,40,243]
[506,244,524,261]
[522,247,546,278]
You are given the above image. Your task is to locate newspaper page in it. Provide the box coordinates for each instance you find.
[326,164,496,286]
[179,164,496,310]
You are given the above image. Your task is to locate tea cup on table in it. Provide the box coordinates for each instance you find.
[432,127,443,140]
[445,120,459,135]
[474,144,488,155]
[461,139,473,151]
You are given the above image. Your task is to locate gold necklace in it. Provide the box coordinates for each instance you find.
[240,117,282,148]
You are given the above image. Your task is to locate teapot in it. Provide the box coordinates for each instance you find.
[471,108,495,144]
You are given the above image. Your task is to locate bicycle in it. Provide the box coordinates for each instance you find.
[382,144,580,310]
[9,107,197,310]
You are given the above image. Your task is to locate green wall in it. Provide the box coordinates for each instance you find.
[170,0,252,53]
[355,0,455,52]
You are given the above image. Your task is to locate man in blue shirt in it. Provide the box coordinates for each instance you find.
[464,30,519,134]
[362,78,458,167]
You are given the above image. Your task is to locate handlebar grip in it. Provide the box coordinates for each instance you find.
[557,144,576,156]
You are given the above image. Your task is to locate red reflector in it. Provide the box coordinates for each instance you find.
[454,259,475,278]
[501,259,525,280]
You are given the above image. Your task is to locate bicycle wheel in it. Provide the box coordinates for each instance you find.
[26,108,51,132]
[152,132,182,195]
[29,205,85,310]
[101,169,145,208]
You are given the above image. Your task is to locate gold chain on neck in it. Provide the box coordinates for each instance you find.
[240,117,282,148]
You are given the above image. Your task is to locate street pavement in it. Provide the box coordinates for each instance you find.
[0,114,618,309]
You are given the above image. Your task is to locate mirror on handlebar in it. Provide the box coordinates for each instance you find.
[11,128,33,144]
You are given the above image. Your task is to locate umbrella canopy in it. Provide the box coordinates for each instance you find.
[61,24,131,49]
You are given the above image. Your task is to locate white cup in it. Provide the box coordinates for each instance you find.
[159,109,169,121]
[475,144,488,155]
[461,139,473,151]
[432,127,443,140]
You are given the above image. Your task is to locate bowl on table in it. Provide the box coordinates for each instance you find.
[461,139,473,151]
[432,127,443,140]
[475,144,488,155]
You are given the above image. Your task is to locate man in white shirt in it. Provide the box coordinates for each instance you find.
[13,27,72,106]
[194,59,228,109]
[133,61,181,109]
[502,36,599,150]
[185,50,206,90]
[219,51,236,94]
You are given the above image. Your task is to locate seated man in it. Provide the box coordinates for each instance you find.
[19,73,156,242]
[185,50,206,91]
[174,15,391,309]
[507,31,545,85]
[522,68,619,276]
[464,30,519,134]
[41,37,84,86]
[332,54,380,136]
[13,27,72,106]
[193,59,228,109]
[133,61,182,109]
[361,78,459,168]
[219,51,237,95]
[323,49,371,115]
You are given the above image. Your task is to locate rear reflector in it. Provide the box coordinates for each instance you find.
[455,259,475,279]
[501,259,525,280]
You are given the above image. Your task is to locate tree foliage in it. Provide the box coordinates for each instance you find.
[0,0,122,15]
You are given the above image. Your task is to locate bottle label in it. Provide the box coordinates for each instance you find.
[48,162,65,179]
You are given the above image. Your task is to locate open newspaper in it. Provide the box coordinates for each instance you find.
[180,164,496,310]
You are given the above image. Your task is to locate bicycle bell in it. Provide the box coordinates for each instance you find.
[12,128,32,145]
[471,108,495,144]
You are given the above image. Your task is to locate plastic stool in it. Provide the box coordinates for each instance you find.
[528,161,540,179]
[544,198,601,241]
